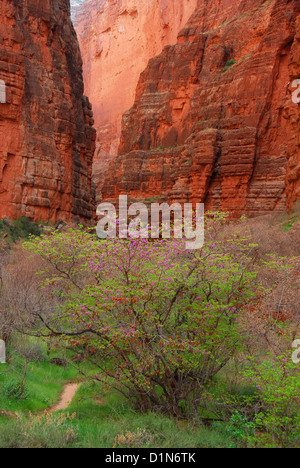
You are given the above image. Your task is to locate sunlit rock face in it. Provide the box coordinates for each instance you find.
[102,0,300,216]
[0,0,96,223]
[74,0,199,196]
[285,14,300,211]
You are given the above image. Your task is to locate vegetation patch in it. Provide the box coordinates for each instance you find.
[0,214,299,448]
[0,217,41,244]
[222,59,237,72]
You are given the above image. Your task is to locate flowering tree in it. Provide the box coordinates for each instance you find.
[24,218,265,417]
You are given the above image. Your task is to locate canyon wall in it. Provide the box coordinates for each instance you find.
[285,14,300,211]
[0,0,96,223]
[74,0,199,194]
[103,0,300,216]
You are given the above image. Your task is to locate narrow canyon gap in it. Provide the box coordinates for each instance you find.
[73,0,199,195]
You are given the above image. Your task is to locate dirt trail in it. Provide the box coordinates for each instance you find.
[51,383,79,412]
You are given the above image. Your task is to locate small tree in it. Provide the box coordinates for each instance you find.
[23,217,265,418]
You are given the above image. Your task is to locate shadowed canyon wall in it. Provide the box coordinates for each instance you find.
[74,0,199,194]
[0,0,96,223]
[102,0,300,216]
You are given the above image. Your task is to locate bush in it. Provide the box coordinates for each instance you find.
[222,59,236,72]
[2,379,28,400]
[227,412,255,444]
[15,342,45,363]
[243,355,300,448]
[24,215,270,418]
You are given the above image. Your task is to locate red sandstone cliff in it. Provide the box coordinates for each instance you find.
[74,0,198,194]
[103,0,300,216]
[0,0,96,223]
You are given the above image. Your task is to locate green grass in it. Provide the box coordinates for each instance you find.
[0,346,78,413]
[0,381,237,448]
[65,383,236,448]
[0,339,237,448]
[0,361,237,448]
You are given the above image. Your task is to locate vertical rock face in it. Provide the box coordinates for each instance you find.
[285,15,300,210]
[0,0,96,223]
[74,0,199,194]
[103,0,300,216]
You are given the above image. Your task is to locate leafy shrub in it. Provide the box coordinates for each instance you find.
[222,59,236,72]
[16,342,45,362]
[2,379,28,400]
[243,355,300,448]
[24,215,270,418]
[23,215,300,433]
[227,412,255,444]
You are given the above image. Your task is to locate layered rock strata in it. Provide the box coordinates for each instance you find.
[103,0,300,216]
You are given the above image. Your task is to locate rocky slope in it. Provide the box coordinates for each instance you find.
[102,0,300,216]
[74,0,198,194]
[0,0,96,223]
